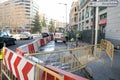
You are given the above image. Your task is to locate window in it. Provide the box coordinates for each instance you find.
[91,8,94,16]
[100,13,107,19]
[85,6,89,18]
[75,7,77,12]
[79,13,81,21]
[86,20,89,24]
[82,10,84,20]
[74,17,77,22]
[99,7,107,12]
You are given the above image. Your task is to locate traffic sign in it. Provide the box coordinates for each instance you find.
[89,1,118,7]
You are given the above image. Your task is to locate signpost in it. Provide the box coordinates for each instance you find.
[89,1,118,7]
[88,0,118,56]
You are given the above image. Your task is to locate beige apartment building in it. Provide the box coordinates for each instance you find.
[69,1,78,31]
[0,0,38,33]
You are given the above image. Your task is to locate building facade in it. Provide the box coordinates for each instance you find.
[78,0,107,32]
[105,1,120,47]
[69,1,78,31]
[77,0,120,46]
[0,0,39,33]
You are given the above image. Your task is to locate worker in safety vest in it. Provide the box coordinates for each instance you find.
[70,29,75,42]
[65,31,69,41]
[76,32,81,41]
[70,38,74,42]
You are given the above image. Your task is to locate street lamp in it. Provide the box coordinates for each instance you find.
[58,3,69,49]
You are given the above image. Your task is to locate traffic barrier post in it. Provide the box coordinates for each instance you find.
[2,47,35,80]
[40,38,45,46]
[28,43,35,53]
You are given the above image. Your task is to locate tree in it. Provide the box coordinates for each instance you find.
[42,16,47,27]
[49,19,55,33]
[32,12,42,33]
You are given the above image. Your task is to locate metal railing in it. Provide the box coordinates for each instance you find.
[1,39,114,80]
[1,60,64,80]
[25,45,101,79]
[100,39,114,66]
[35,64,64,80]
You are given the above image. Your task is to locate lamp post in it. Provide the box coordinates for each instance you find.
[58,3,69,49]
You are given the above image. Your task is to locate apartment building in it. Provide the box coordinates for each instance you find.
[0,0,39,33]
[78,0,107,32]
[77,0,120,46]
[105,1,120,47]
[69,1,78,31]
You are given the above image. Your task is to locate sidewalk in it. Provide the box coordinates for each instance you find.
[69,41,120,80]
[88,50,120,80]
[67,41,89,49]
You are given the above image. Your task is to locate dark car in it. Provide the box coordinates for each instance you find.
[0,32,16,47]
[42,33,49,38]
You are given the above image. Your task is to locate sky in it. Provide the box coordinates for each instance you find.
[0,0,77,22]
[38,0,77,22]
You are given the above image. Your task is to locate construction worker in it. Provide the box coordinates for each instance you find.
[76,32,81,41]
[70,38,74,42]
[65,31,69,41]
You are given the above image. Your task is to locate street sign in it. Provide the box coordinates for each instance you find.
[89,1,118,7]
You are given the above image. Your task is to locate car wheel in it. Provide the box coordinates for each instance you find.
[13,41,16,45]
[63,41,66,43]
[55,40,57,43]
[3,42,6,47]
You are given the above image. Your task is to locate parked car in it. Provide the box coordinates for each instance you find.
[20,32,33,40]
[0,32,16,47]
[42,32,49,38]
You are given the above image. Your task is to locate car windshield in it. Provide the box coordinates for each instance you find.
[55,28,64,33]
[21,32,31,35]
[0,32,6,37]
[0,32,2,37]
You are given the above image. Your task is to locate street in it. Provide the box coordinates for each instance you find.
[1,0,120,80]
[32,40,120,80]
[7,36,41,51]
[2,37,120,80]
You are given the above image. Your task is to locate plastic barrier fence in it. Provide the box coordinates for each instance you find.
[100,39,114,66]
[46,65,88,80]
[34,64,64,80]
[16,36,53,56]
[25,45,101,73]
[2,47,35,80]
[1,47,87,80]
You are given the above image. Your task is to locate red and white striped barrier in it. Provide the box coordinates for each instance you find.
[46,65,88,80]
[40,38,45,46]
[3,47,35,80]
[44,38,47,45]
[16,36,53,56]
[32,40,39,52]
[28,43,35,53]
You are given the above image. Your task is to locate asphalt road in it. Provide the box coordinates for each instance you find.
[7,36,41,51]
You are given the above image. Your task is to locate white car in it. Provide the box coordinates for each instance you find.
[20,32,33,40]
[54,32,66,43]
[54,27,66,43]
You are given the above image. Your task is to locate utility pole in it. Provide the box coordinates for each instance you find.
[94,0,99,56]
[58,3,69,49]
[91,0,96,54]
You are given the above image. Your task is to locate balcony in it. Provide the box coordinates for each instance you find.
[98,18,107,25]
